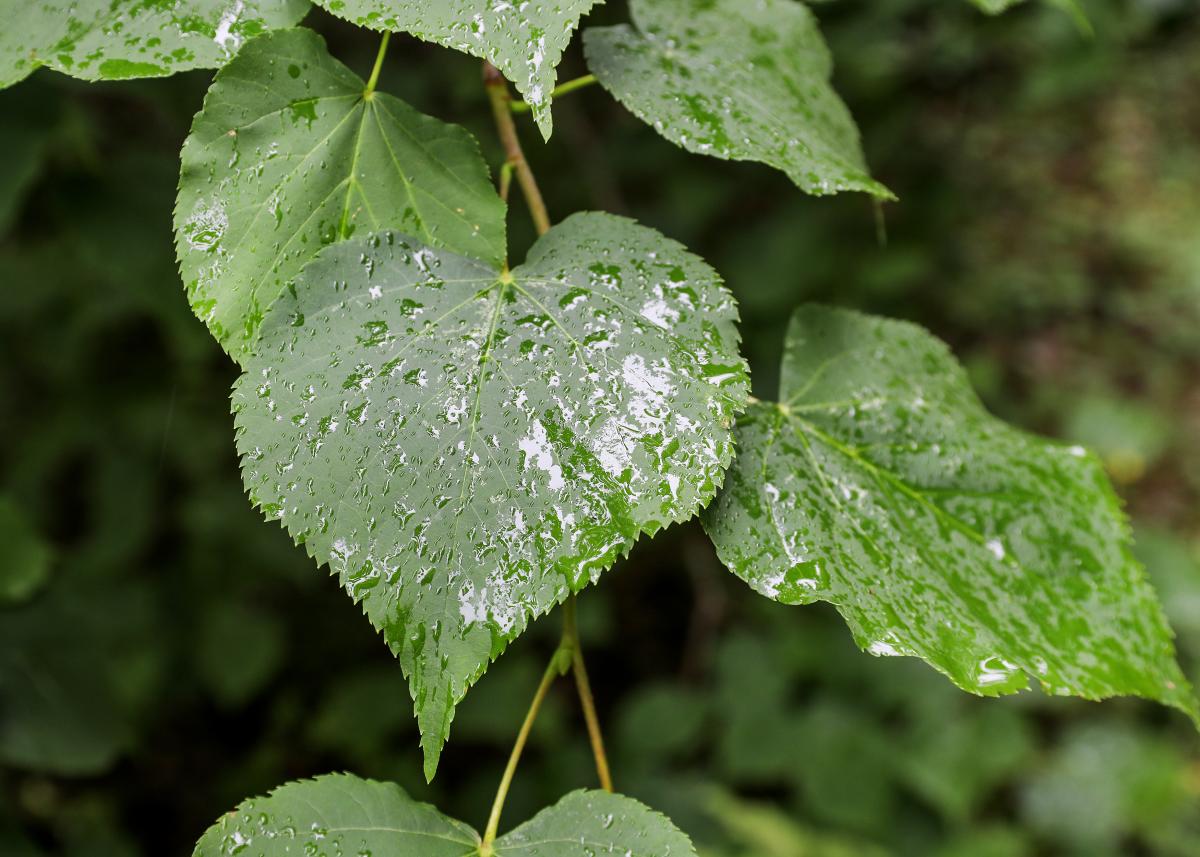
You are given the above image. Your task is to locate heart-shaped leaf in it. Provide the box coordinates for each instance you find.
[584,0,892,199]
[703,305,1197,718]
[312,0,601,140]
[234,212,749,777]
[0,0,309,90]
[175,28,506,362]
[193,773,698,857]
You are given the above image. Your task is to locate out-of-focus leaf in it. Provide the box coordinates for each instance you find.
[312,0,599,139]
[0,613,129,775]
[0,88,56,235]
[969,0,1025,13]
[307,665,414,763]
[615,683,708,766]
[1062,395,1170,484]
[899,703,1033,821]
[1020,723,1192,850]
[584,0,892,199]
[1135,528,1200,647]
[0,497,52,604]
[175,28,506,362]
[790,699,895,833]
[704,790,890,857]
[234,212,749,778]
[703,305,1198,719]
[196,601,286,707]
[0,0,309,90]
[932,827,1030,857]
[713,632,797,783]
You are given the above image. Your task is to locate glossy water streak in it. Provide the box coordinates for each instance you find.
[0,0,308,89]
[233,213,750,777]
[584,0,893,199]
[703,305,1197,719]
[175,28,506,364]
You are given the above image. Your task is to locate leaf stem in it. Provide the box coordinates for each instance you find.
[481,653,563,851]
[484,62,552,236]
[364,32,391,97]
[509,74,599,113]
[498,160,515,204]
[563,595,614,792]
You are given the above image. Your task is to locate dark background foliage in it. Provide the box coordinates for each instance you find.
[2,1,1199,854]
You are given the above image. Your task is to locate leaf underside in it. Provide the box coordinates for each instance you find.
[0,0,309,90]
[175,28,506,364]
[702,304,1197,719]
[312,0,601,140]
[193,773,698,856]
[234,211,749,777]
[583,0,893,199]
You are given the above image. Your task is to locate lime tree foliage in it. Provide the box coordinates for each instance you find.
[234,211,749,775]
[193,774,696,857]
[175,27,506,360]
[583,0,894,199]
[0,0,308,89]
[1,0,1195,851]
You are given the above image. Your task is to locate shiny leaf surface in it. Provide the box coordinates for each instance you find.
[583,0,892,199]
[0,0,308,89]
[234,212,749,776]
[702,305,1197,717]
[312,0,600,139]
[194,774,697,856]
[175,28,505,362]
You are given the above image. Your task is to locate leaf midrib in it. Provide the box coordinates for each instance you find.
[784,407,1002,559]
[777,406,1050,675]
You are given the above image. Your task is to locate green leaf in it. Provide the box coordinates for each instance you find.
[193,773,698,857]
[1020,723,1193,849]
[311,0,600,140]
[0,497,51,605]
[0,593,133,775]
[0,0,309,90]
[497,788,697,856]
[195,601,286,707]
[194,774,479,856]
[233,211,749,777]
[702,305,1197,719]
[583,0,892,199]
[969,0,1025,12]
[175,28,506,362]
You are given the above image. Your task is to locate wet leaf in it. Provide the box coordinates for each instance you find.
[312,0,600,140]
[234,212,749,777]
[0,0,309,90]
[498,789,697,857]
[583,0,892,199]
[175,28,505,363]
[702,305,1197,719]
[193,773,698,856]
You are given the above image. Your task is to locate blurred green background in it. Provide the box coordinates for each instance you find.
[2,0,1199,854]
